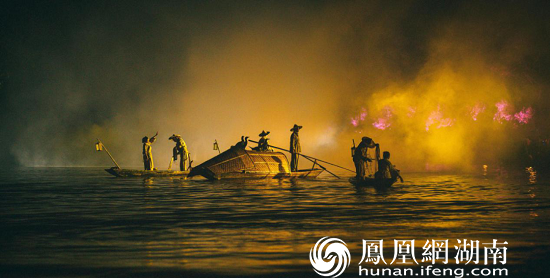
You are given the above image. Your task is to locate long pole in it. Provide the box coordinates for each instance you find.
[97,139,121,169]
[300,155,340,179]
[248,139,355,173]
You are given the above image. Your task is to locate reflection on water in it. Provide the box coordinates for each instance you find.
[526,167,537,184]
[0,168,549,277]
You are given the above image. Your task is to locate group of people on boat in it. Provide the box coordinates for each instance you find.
[140,126,400,183]
[352,136,402,182]
[142,124,302,172]
[142,133,189,171]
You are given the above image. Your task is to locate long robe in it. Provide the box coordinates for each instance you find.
[173,138,189,171]
[143,142,154,170]
[290,132,301,171]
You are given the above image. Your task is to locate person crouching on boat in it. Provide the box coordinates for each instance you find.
[142,132,158,170]
[290,124,302,172]
[252,130,270,151]
[353,137,377,180]
[169,134,189,171]
[376,151,403,182]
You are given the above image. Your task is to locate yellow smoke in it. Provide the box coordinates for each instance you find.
[10,1,543,171]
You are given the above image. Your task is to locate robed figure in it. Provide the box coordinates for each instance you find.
[290,124,302,172]
[142,132,158,170]
[352,137,378,180]
[169,134,189,171]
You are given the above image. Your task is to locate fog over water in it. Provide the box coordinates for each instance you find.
[1,1,550,171]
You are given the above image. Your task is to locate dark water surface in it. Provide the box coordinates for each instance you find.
[0,168,549,277]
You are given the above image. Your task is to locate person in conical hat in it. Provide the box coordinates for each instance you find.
[142,132,158,170]
[169,134,189,171]
[289,124,302,172]
[252,130,270,151]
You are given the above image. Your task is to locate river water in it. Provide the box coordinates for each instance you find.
[0,168,549,277]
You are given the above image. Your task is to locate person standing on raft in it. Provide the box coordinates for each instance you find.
[169,134,189,171]
[353,137,378,180]
[142,132,158,170]
[290,124,302,172]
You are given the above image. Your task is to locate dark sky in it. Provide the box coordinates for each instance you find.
[1,0,550,169]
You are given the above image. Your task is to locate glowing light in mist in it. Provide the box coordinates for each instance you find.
[469,103,486,121]
[514,107,533,124]
[493,100,513,123]
[315,126,338,147]
[349,100,533,130]
[372,106,393,130]
[407,106,417,118]
[426,106,455,131]
[493,100,533,124]
[351,108,367,127]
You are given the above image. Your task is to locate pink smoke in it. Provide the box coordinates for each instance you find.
[372,106,393,130]
[514,107,533,124]
[493,100,513,123]
[470,103,486,121]
[426,106,455,131]
[350,108,367,127]
[407,106,417,118]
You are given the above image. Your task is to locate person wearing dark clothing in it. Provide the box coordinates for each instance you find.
[376,151,403,182]
[290,124,302,172]
[352,137,377,180]
[253,130,270,151]
[142,132,158,170]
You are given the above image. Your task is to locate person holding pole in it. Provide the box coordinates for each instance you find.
[353,137,378,181]
[252,130,270,151]
[169,134,189,171]
[142,132,158,170]
[290,124,302,172]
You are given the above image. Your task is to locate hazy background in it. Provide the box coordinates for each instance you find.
[1,0,549,171]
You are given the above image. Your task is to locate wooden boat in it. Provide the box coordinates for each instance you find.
[105,167,189,178]
[349,176,397,188]
[188,146,324,180]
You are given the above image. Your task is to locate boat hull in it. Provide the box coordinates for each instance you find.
[349,176,397,187]
[105,167,189,178]
[188,147,323,180]
[203,168,324,180]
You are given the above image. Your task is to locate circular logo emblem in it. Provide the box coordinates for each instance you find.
[309,237,351,277]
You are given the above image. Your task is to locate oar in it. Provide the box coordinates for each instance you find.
[249,139,354,177]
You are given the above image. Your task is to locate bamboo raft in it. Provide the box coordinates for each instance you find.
[188,146,324,180]
[96,139,190,178]
[105,167,189,178]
